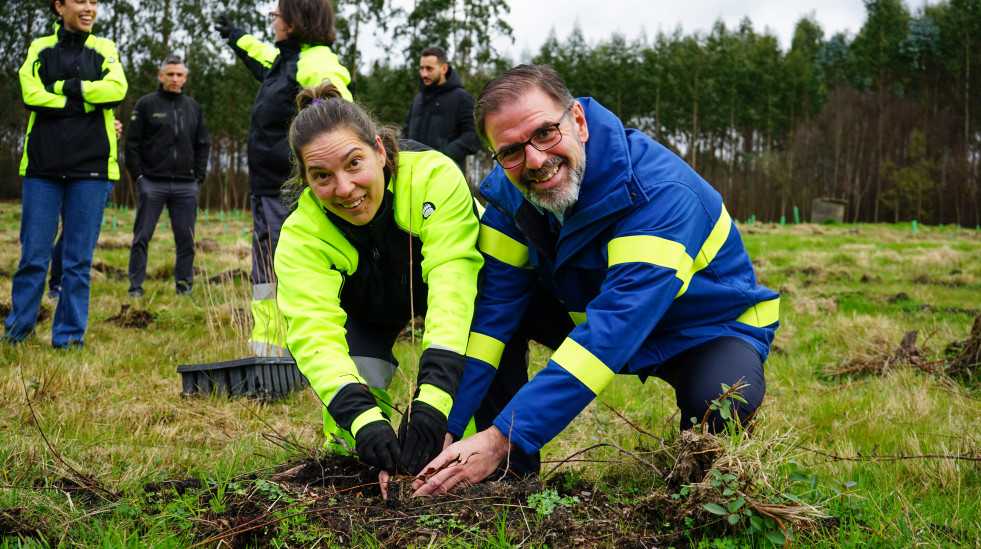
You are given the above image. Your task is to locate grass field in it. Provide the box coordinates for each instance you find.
[1,199,979,548]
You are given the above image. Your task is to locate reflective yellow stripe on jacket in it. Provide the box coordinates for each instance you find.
[607,205,732,297]
[478,225,531,269]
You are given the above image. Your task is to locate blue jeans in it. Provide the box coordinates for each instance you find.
[3,177,112,348]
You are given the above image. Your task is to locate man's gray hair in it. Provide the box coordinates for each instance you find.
[474,64,574,148]
[160,55,185,72]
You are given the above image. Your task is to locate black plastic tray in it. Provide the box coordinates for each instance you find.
[176,356,309,400]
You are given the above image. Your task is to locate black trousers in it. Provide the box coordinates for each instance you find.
[128,177,198,293]
[477,286,766,477]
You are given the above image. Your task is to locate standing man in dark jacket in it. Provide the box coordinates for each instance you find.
[403,47,481,173]
[125,55,210,297]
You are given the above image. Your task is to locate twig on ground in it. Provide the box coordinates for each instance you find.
[543,442,659,477]
[802,447,981,462]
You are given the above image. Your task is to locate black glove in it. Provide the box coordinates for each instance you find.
[397,401,447,475]
[214,15,233,39]
[354,419,400,473]
[62,78,83,100]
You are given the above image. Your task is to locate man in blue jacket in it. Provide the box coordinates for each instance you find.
[409,64,780,497]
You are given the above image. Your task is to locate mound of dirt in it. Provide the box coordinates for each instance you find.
[91,261,126,280]
[105,303,155,328]
[195,238,220,253]
[665,429,722,489]
[945,313,981,379]
[95,239,130,250]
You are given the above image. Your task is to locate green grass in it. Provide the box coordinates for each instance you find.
[2,202,981,547]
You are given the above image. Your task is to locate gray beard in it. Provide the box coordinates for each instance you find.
[525,151,585,214]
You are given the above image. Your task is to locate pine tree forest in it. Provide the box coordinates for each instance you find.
[1,0,979,226]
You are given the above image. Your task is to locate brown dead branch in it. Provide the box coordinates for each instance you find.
[543,443,660,478]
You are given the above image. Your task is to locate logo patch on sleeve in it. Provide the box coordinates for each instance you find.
[422,202,436,219]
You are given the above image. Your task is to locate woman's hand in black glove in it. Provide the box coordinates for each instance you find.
[398,401,447,475]
[355,420,400,473]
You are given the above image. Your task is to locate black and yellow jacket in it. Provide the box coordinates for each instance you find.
[19,21,127,180]
[275,146,482,439]
[224,27,352,196]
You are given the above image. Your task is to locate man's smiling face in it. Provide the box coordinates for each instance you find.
[485,88,589,213]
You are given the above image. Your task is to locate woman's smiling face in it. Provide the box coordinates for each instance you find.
[57,0,98,33]
[301,129,388,226]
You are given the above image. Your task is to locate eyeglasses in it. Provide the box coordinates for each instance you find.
[267,11,281,23]
[492,107,573,169]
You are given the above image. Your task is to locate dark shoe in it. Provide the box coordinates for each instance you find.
[49,285,62,300]
[176,282,193,296]
[128,288,144,298]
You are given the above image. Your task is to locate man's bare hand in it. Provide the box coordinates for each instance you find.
[411,426,511,496]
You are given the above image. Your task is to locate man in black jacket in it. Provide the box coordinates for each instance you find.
[125,55,210,297]
[403,47,481,174]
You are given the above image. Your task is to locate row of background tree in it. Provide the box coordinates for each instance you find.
[0,0,978,226]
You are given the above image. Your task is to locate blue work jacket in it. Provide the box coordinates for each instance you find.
[448,98,780,453]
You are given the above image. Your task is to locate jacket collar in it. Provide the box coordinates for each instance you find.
[55,21,90,46]
[156,84,183,98]
[275,38,301,55]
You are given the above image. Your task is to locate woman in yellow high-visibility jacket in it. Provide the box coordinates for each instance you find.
[4,0,127,349]
[275,82,483,476]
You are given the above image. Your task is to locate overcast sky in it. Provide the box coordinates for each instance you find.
[364,0,934,63]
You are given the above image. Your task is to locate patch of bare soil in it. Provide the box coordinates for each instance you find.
[178,454,670,548]
[206,269,252,285]
[105,303,155,328]
[0,267,10,278]
[95,239,130,250]
[92,261,126,280]
[912,274,965,287]
[128,432,828,548]
[195,238,220,253]
[881,293,978,316]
